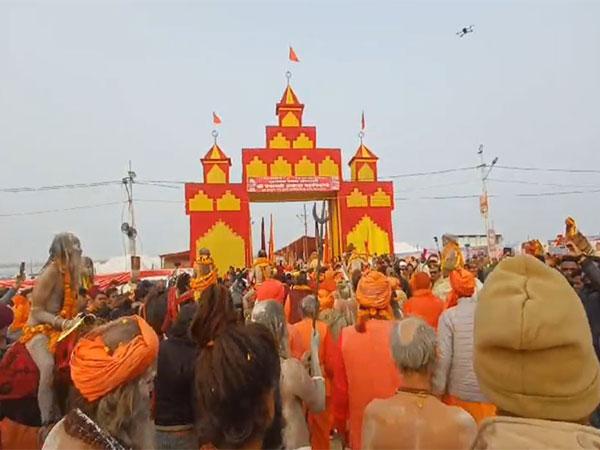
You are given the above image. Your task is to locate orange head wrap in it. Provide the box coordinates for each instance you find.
[320,269,338,293]
[410,272,432,291]
[446,268,476,309]
[70,315,159,403]
[9,295,30,332]
[318,288,335,310]
[355,271,394,330]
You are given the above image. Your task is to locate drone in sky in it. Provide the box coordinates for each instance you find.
[456,25,474,38]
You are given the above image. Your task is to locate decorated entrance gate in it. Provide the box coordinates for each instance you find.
[185,80,395,274]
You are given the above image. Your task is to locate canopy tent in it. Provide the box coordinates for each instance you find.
[393,241,420,255]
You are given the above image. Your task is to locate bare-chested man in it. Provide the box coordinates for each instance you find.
[21,233,82,431]
[362,317,476,450]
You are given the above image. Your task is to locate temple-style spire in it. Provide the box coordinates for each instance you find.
[276,83,305,127]
[201,131,232,184]
[349,136,379,182]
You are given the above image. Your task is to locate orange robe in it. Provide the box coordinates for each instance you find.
[403,289,444,329]
[340,320,401,450]
[289,318,347,450]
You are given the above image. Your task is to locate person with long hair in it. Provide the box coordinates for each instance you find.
[42,315,159,450]
[252,300,325,449]
[193,319,282,449]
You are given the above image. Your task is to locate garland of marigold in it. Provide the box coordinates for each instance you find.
[191,270,218,301]
[20,260,78,352]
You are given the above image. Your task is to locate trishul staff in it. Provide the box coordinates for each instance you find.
[312,201,329,329]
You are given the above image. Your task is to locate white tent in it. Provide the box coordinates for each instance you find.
[393,241,420,255]
[94,255,161,275]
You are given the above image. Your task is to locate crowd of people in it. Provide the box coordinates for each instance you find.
[0,219,599,450]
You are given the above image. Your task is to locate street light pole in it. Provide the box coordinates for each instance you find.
[478,145,498,258]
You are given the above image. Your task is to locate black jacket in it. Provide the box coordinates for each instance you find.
[580,257,600,360]
[154,336,198,426]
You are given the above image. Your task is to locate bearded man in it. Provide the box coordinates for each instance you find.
[20,232,82,432]
[42,315,159,450]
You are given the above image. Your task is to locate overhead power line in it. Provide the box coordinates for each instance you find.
[0,180,122,193]
[495,165,600,174]
[0,201,124,217]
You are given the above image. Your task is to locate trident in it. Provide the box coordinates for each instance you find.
[312,200,329,328]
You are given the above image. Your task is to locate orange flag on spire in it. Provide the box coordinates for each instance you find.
[289,46,300,62]
[212,112,222,125]
[268,214,275,261]
[361,110,366,130]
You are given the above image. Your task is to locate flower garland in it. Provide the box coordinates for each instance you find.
[20,260,78,352]
[58,263,77,320]
[191,270,218,301]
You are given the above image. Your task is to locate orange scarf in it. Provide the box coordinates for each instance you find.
[70,315,159,402]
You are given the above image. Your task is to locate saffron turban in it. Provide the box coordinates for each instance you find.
[446,268,476,309]
[70,315,159,402]
[355,271,394,322]
[410,272,432,291]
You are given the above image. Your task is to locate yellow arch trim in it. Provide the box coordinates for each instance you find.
[294,156,316,176]
[269,132,291,149]
[292,133,313,149]
[346,188,368,208]
[318,156,339,177]
[246,156,268,179]
[270,156,292,177]
[216,191,241,211]
[189,191,213,212]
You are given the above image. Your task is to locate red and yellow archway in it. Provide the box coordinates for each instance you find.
[185,81,395,274]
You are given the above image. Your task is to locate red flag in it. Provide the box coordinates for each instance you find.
[361,111,366,130]
[212,111,222,125]
[268,214,275,261]
[289,46,300,62]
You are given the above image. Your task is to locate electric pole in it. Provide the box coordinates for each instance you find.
[296,203,309,262]
[477,145,498,258]
[121,161,138,259]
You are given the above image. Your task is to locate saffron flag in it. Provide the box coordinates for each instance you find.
[212,112,222,125]
[260,217,266,252]
[289,46,300,62]
[268,214,275,261]
[361,111,366,130]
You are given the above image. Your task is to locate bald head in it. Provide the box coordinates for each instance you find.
[390,317,437,374]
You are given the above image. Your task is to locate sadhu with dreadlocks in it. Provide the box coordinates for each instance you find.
[19,233,83,438]
[191,283,285,449]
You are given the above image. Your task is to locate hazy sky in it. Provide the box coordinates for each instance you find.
[1,0,599,265]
